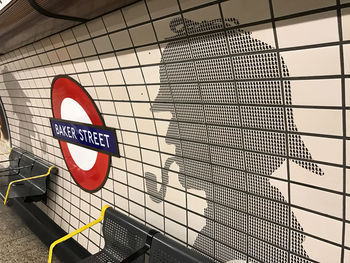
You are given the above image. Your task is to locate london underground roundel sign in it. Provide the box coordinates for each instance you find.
[50,75,119,192]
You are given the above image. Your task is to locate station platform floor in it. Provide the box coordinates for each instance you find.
[0,203,60,263]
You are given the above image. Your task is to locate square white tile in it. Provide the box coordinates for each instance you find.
[110,86,129,100]
[100,101,116,114]
[129,23,156,46]
[183,5,222,35]
[127,85,149,101]
[73,59,88,72]
[129,202,145,221]
[79,74,93,87]
[115,101,134,116]
[147,0,179,19]
[290,183,343,218]
[91,72,108,85]
[102,10,126,32]
[87,17,107,37]
[164,219,187,243]
[99,53,119,69]
[142,66,160,83]
[290,135,343,165]
[95,86,112,100]
[272,0,336,17]
[221,0,271,25]
[122,68,145,84]
[297,233,341,263]
[47,51,59,64]
[153,15,183,41]
[136,117,157,132]
[105,70,125,85]
[73,24,90,41]
[79,40,97,57]
[276,11,339,48]
[281,46,340,77]
[122,1,150,26]
[116,50,139,67]
[109,30,133,50]
[291,108,343,136]
[165,202,186,225]
[93,36,114,54]
[146,208,164,230]
[67,44,82,59]
[136,45,162,65]
[289,79,342,106]
[85,56,102,71]
[56,47,70,62]
[50,34,64,49]
[41,38,54,51]
[141,148,160,165]
[289,161,343,192]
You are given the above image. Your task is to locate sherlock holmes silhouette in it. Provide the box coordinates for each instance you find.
[145,18,323,262]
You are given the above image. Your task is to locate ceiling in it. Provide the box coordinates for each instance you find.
[0,0,138,54]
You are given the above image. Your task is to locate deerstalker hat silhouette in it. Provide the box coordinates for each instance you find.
[151,17,324,177]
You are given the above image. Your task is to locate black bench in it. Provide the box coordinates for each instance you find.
[49,206,214,263]
[0,147,57,205]
[79,207,157,263]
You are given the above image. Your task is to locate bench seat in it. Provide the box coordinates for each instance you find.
[0,147,57,204]
[49,206,215,263]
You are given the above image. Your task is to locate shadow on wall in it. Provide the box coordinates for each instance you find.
[2,67,46,152]
[145,17,324,262]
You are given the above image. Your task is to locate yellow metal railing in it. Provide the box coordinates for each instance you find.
[48,205,110,263]
[3,165,55,205]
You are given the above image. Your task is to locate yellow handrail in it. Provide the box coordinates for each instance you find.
[3,165,55,205]
[48,205,110,263]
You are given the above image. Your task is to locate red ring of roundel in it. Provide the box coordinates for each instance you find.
[51,76,110,192]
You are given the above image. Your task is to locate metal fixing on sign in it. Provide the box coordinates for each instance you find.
[50,75,119,192]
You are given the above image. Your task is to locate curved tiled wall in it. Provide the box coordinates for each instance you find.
[0,0,349,262]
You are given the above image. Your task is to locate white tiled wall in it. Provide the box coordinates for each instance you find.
[0,0,349,262]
